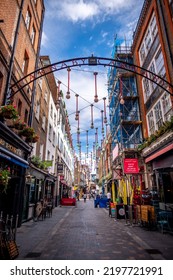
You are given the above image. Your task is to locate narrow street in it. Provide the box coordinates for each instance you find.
[16,199,173,260]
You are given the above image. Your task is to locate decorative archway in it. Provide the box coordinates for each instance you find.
[9,56,173,98]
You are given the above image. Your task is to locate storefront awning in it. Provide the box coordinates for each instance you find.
[0,147,28,168]
[145,143,173,163]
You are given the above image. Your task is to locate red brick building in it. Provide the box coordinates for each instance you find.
[132,0,173,204]
[0,0,44,225]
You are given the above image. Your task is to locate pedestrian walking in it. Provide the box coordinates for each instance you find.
[83,193,87,203]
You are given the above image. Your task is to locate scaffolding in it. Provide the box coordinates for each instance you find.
[108,43,143,151]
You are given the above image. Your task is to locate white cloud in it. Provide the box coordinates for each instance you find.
[41,31,48,47]
[47,0,142,23]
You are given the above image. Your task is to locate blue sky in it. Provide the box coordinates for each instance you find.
[40,0,144,164]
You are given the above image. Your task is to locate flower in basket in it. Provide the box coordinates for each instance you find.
[0,167,11,193]
[13,119,27,130]
[25,134,39,143]
[19,126,35,137]
[0,105,19,120]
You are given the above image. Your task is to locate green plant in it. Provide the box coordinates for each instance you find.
[137,117,173,151]
[31,156,52,170]
[13,119,27,130]
[0,168,11,193]
[25,134,39,143]
[19,126,35,137]
[0,105,19,120]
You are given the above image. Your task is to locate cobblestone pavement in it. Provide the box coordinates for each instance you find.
[16,199,173,260]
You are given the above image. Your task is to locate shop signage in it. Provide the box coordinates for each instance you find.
[0,137,23,157]
[124,158,139,174]
[57,163,63,173]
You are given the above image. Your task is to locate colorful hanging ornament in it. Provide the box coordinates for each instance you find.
[90,104,94,129]
[103,97,107,123]
[93,72,99,102]
[66,68,71,99]
[75,94,79,120]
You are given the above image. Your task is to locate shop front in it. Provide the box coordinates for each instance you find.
[0,122,31,227]
[145,145,173,205]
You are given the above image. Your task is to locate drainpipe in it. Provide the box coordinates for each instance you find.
[28,4,45,127]
[3,0,25,105]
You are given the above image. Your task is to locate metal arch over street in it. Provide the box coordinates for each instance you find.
[10,56,173,97]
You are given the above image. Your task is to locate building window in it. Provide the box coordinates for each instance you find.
[38,77,42,89]
[18,99,22,116]
[143,78,150,101]
[139,43,145,64]
[147,110,155,135]
[47,150,50,160]
[40,144,44,160]
[25,8,31,30]
[150,14,157,38]
[144,29,152,51]
[44,90,48,102]
[35,101,40,120]
[42,114,46,130]
[50,105,53,118]
[149,62,157,91]
[48,124,52,141]
[154,101,163,129]
[24,109,28,123]
[161,93,172,120]
[54,113,56,126]
[155,49,165,77]
[22,51,29,75]
[53,132,55,146]
[30,25,36,45]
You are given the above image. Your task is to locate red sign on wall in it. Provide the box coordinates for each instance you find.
[124,158,139,174]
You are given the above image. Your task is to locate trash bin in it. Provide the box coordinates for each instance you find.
[116,204,125,219]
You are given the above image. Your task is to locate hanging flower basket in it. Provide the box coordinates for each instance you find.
[25,134,39,143]
[13,119,27,130]
[0,105,19,120]
[18,126,35,137]
[0,168,11,193]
